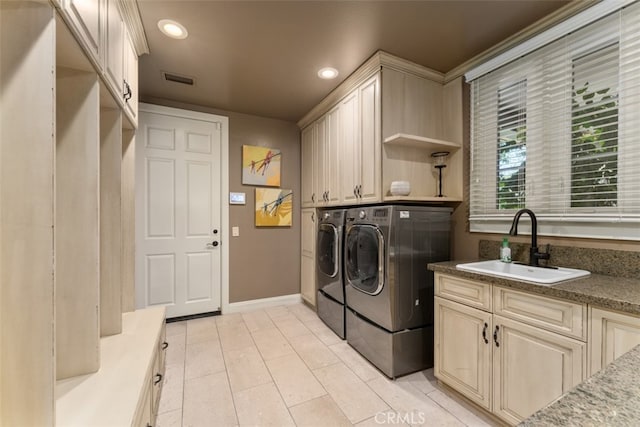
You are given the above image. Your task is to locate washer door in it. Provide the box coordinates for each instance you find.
[345,224,384,295]
[317,223,339,278]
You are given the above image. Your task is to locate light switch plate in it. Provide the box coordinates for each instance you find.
[232,226,240,237]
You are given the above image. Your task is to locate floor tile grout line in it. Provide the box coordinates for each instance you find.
[215,318,243,427]
[285,311,379,426]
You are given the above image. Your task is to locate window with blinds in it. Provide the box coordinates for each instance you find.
[469,2,640,240]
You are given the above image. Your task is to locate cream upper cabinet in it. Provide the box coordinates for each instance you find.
[339,73,382,204]
[59,0,140,121]
[339,90,360,204]
[103,0,123,96]
[123,31,138,126]
[314,116,327,205]
[492,315,585,425]
[301,126,316,207]
[297,52,463,204]
[300,208,316,305]
[357,73,382,203]
[435,296,492,410]
[434,273,587,426]
[323,106,341,205]
[63,0,102,63]
[589,307,640,376]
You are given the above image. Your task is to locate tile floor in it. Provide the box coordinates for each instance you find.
[156,303,495,427]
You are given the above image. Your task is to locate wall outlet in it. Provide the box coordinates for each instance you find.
[232,226,240,237]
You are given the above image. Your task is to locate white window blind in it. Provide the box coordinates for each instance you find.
[469,2,640,240]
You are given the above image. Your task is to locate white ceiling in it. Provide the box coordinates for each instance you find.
[137,0,571,123]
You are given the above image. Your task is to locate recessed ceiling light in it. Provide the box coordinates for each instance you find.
[318,67,339,80]
[158,19,188,39]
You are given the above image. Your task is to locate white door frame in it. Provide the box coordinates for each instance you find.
[138,103,230,314]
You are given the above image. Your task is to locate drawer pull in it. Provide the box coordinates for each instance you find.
[154,373,163,385]
[493,325,500,347]
[162,341,169,350]
[482,322,489,344]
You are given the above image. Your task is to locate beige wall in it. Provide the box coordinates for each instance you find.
[452,84,640,261]
[142,97,301,303]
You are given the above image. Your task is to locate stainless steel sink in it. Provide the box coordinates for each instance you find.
[456,260,590,285]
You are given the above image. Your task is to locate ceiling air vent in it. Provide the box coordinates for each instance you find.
[162,72,195,86]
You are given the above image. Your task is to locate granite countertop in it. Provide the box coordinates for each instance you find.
[428,261,640,316]
[519,344,640,426]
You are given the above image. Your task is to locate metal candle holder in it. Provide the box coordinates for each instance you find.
[431,151,450,197]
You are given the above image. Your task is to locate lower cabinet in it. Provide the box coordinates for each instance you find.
[492,315,585,425]
[589,307,640,376]
[56,307,167,426]
[300,208,316,306]
[434,273,586,426]
[435,296,492,410]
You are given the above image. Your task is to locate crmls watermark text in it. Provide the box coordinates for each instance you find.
[374,411,426,424]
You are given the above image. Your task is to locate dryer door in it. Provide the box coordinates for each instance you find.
[345,224,384,296]
[317,223,339,278]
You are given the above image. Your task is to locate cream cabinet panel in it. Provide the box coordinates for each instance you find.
[103,0,123,97]
[435,297,492,410]
[589,307,640,376]
[340,90,360,204]
[435,273,492,311]
[314,116,327,205]
[358,73,382,203]
[123,31,138,125]
[301,126,315,207]
[494,286,586,341]
[64,0,102,63]
[323,106,341,205]
[301,209,316,305]
[382,67,444,141]
[492,315,585,425]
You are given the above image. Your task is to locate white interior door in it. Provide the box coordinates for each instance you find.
[136,106,223,318]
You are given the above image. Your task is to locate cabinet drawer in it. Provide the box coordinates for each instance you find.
[494,287,586,341]
[435,273,491,311]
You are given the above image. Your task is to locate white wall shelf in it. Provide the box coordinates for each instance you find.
[383,133,461,152]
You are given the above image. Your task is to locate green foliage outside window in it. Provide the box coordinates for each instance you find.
[571,82,618,207]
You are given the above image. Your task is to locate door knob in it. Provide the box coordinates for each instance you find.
[212,229,218,234]
[207,241,219,247]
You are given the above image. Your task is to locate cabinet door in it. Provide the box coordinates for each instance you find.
[340,91,360,204]
[589,307,640,376]
[104,0,123,96]
[434,297,492,410]
[64,0,102,63]
[492,315,585,425]
[314,116,327,205]
[301,126,316,207]
[358,73,381,203]
[300,209,316,305]
[123,32,138,125]
[324,106,341,205]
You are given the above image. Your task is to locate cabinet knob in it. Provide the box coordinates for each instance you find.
[493,325,500,347]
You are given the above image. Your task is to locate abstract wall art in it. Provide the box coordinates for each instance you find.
[255,188,293,227]
[242,145,281,187]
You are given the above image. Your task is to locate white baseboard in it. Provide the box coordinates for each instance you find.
[223,293,302,314]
